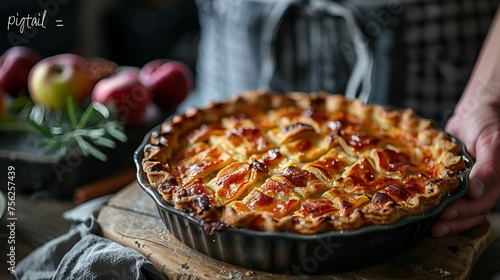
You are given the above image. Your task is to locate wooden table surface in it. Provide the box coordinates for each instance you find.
[98,182,494,279]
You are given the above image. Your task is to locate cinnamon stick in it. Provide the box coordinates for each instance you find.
[73,169,136,204]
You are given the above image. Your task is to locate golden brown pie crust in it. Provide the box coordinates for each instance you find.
[142,91,465,234]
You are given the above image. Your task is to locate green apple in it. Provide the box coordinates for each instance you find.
[28,53,92,110]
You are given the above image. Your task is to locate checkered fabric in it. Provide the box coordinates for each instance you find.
[193,0,499,127]
[395,0,499,127]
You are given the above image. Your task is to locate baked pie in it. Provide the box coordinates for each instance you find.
[142,91,466,234]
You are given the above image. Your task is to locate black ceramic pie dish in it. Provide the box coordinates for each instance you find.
[134,121,473,274]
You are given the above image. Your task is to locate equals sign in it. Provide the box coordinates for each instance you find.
[56,19,63,27]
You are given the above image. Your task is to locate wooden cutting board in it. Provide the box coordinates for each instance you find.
[98,182,493,279]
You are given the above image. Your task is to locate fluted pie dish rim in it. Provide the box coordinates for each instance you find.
[134,91,472,272]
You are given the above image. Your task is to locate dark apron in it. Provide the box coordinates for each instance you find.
[194,0,498,127]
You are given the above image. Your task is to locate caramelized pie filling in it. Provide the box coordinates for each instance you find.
[144,92,466,234]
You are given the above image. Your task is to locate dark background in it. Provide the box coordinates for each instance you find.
[0,0,200,75]
[0,0,200,197]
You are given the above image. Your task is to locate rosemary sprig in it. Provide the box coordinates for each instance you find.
[0,97,127,162]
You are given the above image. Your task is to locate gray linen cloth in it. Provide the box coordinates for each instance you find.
[13,196,166,280]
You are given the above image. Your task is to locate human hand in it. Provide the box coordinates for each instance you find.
[431,101,500,237]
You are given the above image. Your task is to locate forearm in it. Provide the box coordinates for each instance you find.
[456,6,500,109]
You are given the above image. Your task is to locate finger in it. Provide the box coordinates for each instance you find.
[466,177,485,200]
[439,194,497,221]
[431,214,487,238]
[470,127,500,182]
[445,114,477,159]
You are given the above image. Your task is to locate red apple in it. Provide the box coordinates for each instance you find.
[28,53,93,110]
[0,46,42,96]
[138,59,193,110]
[92,69,152,126]
[0,90,8,118]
